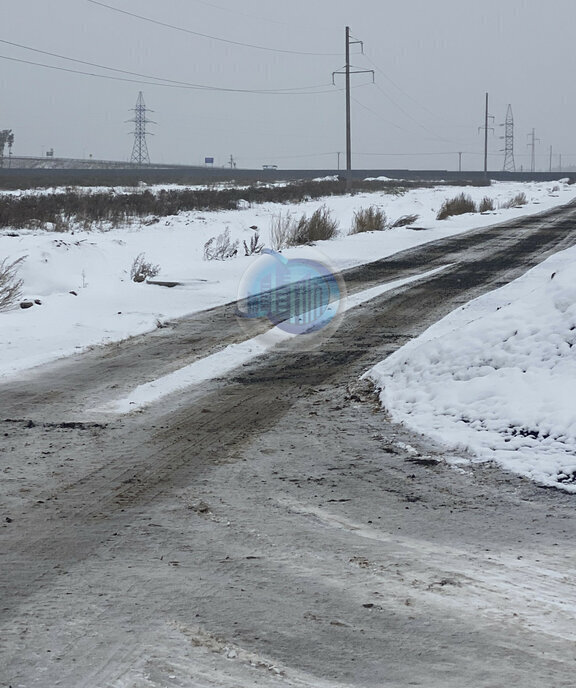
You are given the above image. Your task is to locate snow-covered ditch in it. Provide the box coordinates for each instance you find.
[0,180,573,380]
[368,244,576,492]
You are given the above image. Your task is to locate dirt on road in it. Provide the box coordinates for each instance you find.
[2,204,576,687]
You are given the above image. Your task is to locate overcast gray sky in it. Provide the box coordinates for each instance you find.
[2,0,575,171]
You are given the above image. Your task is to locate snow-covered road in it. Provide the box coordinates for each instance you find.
[2,198,576,687]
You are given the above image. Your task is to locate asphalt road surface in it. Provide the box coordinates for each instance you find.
[2,203,576,688]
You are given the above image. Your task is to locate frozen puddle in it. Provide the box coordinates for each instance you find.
[94,266,448,414]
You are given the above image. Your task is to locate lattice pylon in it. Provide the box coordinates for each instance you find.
[128,91,155,166]
[502,104,516,172]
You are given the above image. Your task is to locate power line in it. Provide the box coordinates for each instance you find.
[358,54,456,144]
[244,149,500,161]
[0,51,339,95]
[190,0,292,27]
[240,151,340,161]
[353,83,460,145]
[330,28,464,171]
[364,53,498,150]
[0,37,332,92]
[365,54,500,149]
[351,96,412,132]
[356,151,478,157]
[364,54,446,123]
[87,0,339,57]
[370,81,456,144]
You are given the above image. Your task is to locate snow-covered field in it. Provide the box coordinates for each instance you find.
[1,180,572,381]
[368,243,576,492]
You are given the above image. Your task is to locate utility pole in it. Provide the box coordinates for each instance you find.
[478,92,494,177]
[345,26,351,173]
[527,128,539,173]
[332,27,374,180]
[500,104,515,172]
[484,93,489,174]
[128,91,155,166]
[337,151,341,170]
[458,152,462,172]
[549,145,553,173]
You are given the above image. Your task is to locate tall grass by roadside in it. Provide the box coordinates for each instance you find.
[0,256,24,310]
[437,190,532,220]
[436,193,477,220]
[268,207,339,248]
[478,196,495,212]
[270,213,295,251]
[350,206,387,234]
[288,206,339,245]
[0,178,490,232]
[0,181,370,231]
[500,192,528,208]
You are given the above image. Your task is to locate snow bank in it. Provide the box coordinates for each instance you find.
[368,244,576,492]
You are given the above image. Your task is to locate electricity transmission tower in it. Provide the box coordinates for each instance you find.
[128,91,154,166]
[332,27,374,176]
[527,128,540,173]
[501,104,516,172]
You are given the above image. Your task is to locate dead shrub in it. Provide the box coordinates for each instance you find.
[500,192,528,209]
[436,193,477,220]
[350,206,387,234]
[203,228,239,261]
[287,206,339,245]
[243,231,264,256]
[478,197,495,212]
[269,213,293,251]
[0,256,25,310]
[130,253,160,282]
[389,213,420,228]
